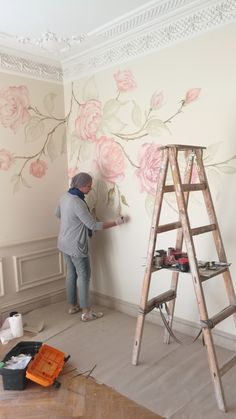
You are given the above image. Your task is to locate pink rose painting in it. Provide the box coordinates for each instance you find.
[0,75,207,197]
[184,88,201,105]
[0,86,30,133]
[75,99,102,141]
[114,70,137,92]
[95,136,125,183]
[29,160,48,178]
[0,149,14,170]
[136,143,163,196]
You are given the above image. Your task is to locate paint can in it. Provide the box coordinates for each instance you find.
[178,257,189,272]
[153,254,163,268]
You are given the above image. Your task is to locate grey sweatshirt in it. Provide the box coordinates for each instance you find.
[55,192,103,257]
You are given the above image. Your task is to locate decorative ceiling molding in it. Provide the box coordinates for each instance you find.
[0,52,62,83]
[0,0,235,83]
[63,0,236,81]
[16,31,88,57]
[98,0,192,39]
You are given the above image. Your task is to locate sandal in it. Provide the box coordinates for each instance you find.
[68,305,81,314]
[81,311,104,322]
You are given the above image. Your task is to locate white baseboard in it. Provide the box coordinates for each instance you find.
[2,288,235,352]
[92,291,236,352]
[0,290,66,323]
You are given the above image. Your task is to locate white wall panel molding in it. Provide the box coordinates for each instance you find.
[64,0,236,80]
[0,235,57,249]
[0,258,5,297]
[0,52,62,83]
[13,247,65,292]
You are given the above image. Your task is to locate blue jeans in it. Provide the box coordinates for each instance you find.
[63,253,91,308]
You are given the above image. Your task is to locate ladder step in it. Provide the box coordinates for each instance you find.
[220,355,236,377]
[157,221,181,233]
[201,305,236,329]
[164,182,207,193]
[164,144,206,151]
[200,266,229,282]
[191,224,216,236]
[145,290,176,314]
[157,223,217,235]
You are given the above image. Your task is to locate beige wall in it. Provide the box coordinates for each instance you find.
[0,73,68,315]
[64,22,236,336]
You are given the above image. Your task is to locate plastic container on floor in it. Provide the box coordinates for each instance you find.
[26,343,70,388]
[0,341,42,390]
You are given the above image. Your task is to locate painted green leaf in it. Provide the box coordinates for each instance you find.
[218,165,236,174]
[98,179,108,196]
[60,127,67,154]
[119,100,129,106]
[103,99,121,116]
[121,194,129,206]
[83,77,98,101]
[145,195,155,217]
[80,140,93,161]
[43,93,57,114]
[146,119,166,137]
[203,141,222,163]
[11,174,19,183]
[107,187,115,205]
[25,117,45,142]
[47,135,56,162]
[69,134,80,160]
[21,177,31,188]
[164,196,178,213]
[102,115,126,133]
[131,100,142,127]
[13,178,21,194]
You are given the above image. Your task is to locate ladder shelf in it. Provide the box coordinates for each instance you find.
[152,264,230,280]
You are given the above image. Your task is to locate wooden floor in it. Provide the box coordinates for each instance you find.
[0,337,164,419]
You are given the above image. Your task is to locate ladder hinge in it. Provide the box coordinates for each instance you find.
[142,290,176,315]
[200,305,236,329]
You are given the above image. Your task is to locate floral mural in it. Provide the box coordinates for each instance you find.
[1,69,236,213]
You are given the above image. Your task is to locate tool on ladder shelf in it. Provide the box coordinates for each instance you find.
[132,144,236,413]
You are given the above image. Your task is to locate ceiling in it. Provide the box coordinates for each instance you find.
[0,0,148,36]
[0,0,235,82]
[0,0,151,63]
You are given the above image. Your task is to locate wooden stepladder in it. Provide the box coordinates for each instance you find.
[132,144,236,412]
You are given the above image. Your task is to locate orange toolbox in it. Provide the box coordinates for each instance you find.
[26,343,70,388]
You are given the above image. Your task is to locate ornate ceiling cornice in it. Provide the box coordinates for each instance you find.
[0,0,235,83]
[0,52,62,83]
[63,0,236,81]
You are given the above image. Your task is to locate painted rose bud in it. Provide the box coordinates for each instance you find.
[29,159,48,178]
[114,70,137,92]
[184,88,201,105]
[150,91,164,110]
[0,148,14,170]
